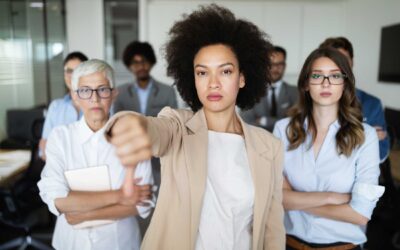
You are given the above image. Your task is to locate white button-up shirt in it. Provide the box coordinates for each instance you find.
[38,117,153,250]
[195,131,254,250]
[273,118,384,245]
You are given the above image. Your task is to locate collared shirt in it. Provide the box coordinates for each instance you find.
[195,131,254,250]
[38,117,154,250]
[42,94,82,139]
[273,118,384,245]
[133,80,153,114]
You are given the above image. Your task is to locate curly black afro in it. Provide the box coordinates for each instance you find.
[123,41,157,68]
[165,4,273,112]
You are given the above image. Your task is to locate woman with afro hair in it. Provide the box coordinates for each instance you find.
[106,4,285,250]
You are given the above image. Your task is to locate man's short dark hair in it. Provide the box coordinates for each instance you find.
[63,51,88,65]
[272,46,287,59]
[122,41,157,68]
[165,4,273,112]
[319,37,354,59]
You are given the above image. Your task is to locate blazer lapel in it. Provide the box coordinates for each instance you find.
[128,84,141,113]
[240,118,273,248]
[183,109,208,248]
[145,81,159,115]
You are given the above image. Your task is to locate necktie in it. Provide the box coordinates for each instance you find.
[270,86,277,117]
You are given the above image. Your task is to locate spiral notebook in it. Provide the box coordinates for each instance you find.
[64,165,115,229]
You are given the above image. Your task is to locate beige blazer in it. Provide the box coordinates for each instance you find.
[108,107,285,250]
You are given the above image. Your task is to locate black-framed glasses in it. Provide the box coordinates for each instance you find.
[76,87,113,99]
[309,73,347,85]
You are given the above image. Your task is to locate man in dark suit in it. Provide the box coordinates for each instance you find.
[241,46,298,132]
[114,41,177,116]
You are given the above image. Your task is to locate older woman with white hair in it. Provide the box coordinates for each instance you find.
[38,59,154,250]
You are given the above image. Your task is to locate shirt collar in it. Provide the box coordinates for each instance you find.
[271,80,283,90]
[77,116,107,144]
[133,78,154,91]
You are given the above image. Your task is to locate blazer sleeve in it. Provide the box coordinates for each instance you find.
[264,139,286,249]
[105,107,185,158]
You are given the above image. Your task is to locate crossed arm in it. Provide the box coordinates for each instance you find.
[282,177,369,226]
[55,181,151,225]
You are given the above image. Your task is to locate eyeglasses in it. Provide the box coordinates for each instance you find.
[76,87,113,99]
[309,73,347,85]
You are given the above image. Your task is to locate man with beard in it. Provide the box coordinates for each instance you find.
[114,41,177,115]
[241,46,298,132]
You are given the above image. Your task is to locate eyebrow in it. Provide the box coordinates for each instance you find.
[194,62,235,69]
[311,69,341,73]
[79,84,109,88]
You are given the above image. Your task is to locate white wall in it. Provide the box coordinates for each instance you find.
[66,0,105,59]
[65,0,400,109]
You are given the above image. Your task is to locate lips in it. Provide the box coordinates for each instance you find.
[207,93,222,101]
[320,92,332,97]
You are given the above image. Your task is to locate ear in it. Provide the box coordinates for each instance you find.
[112,88,119,100]
[239,73,245,88]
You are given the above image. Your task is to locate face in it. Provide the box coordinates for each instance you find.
[307,57,345,108]
[64,58,83,90]
[337,48,353,68]
[193,44,245,114]
[129,55,153,81]
[72,71,116,126]
[270,51,286,83]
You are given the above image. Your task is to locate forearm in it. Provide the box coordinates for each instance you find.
[55,190,120,214]
[85,204,138,221]
[304,204,369,225]
[283,189,344,210]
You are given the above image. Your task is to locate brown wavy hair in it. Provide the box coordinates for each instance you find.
[286,48,364,156]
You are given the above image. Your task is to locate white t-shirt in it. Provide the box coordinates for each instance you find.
[195,130,254,250]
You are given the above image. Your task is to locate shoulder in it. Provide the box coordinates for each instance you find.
[47,97,66,111]
[357,89,381,105]
[157,107,194,122]
[117,83,132,91]
[275,117,291,132]
[363,123,379,142]
[153,80,175,92]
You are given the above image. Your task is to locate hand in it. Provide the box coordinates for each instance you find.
[110,114,152,167]
[327,192,351,205]
[118,179,152,206]
[374,126,387,141]
[65,211,87,225]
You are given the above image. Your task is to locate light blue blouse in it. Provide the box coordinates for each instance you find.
[273,118,384,245]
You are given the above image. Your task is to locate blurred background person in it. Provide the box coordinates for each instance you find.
[39,52,88,160]
[241,46,298,132]
[113,41,177,115]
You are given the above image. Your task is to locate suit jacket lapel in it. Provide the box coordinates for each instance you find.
[146,81,159,115]
[128,85,141,113]
[240,117,273,248]
[183,109,208,248]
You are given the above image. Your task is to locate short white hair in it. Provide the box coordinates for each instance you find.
[71,59,114,91]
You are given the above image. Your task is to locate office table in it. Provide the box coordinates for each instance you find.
[0,150,31,186]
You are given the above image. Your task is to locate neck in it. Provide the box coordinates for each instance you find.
[204,107,243,135]
[312,104,338,130]
[137,78,150,89]
[85,117,108,132]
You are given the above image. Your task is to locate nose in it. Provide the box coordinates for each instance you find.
[321,77,331,87]
[208,73,221,89]
[90,90,101,102]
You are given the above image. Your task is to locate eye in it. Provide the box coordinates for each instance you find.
[79,87,91,93]
[196,71,207,77]
[331,73,342,79]
[310,73,321,79]
[222,69,232,75]
[98,87,108,93]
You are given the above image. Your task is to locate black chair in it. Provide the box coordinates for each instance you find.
[0,118,54,250]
